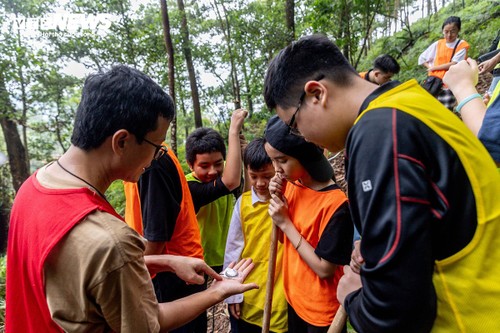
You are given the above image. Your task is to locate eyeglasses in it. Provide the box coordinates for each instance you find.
[287,74,325,137]
[143,138,168,161]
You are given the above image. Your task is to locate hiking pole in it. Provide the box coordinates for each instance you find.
[261,223,279,333]
[327,306,348,333]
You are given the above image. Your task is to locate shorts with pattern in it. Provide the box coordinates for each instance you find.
[437,88,456,110]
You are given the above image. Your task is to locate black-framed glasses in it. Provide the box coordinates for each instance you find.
[287,74,325,137]
[143,138,168,161]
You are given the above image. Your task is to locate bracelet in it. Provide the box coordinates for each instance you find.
[295,235,303,250]
[455,93,482,113]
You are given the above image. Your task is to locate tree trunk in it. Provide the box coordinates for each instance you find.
[160,0,178,154]
[177,0,203,128]
[15,19,30,172]
[285,0,295,44]
[241,62,254,116]
[0,71,29,192]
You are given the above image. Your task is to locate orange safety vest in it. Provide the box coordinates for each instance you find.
[123,148,204,259]
[283,181,347,327]
[429,39,469,80]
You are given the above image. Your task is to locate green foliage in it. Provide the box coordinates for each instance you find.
[106,180,125,216]
[356,0,500,85]
[1,0,499,226]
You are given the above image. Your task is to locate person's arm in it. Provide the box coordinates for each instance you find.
[144,254,221,285]
[443,59,486,135]
[478,50,500,74]
[223,196,245,310]
[139,155,181,254]
[428,43,468,72]
[157,258,258,332]
[188,177,232,212]
[268,187,341,279]
[221,109,248,191]
[428,61,456,72]
[418,42,437,68]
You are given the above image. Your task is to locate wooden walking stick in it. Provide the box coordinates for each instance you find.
[262,174,287,332]
[327,305,348,333]
[261,223,279,333]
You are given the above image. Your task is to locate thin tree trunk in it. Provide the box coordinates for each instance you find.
[285,0,295,44]
[55,91,68,152]
[15,16,30,172]
[177,0,203,128]
[160,0,177,154]
[241,62,254,116]
[0,70,29,192]
[354,1,381,68]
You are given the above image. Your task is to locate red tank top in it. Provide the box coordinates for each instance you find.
[6,173,121,332]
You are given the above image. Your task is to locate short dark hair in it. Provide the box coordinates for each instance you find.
[185,128,226,166]
[71,65,175,150]
[243,138,272,170]
[373,54,400,74]
[442,16,461,30]
[264,34,357,110]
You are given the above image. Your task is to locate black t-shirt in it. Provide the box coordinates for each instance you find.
[188,176,242,213]
[138,154,181,242]
[314,184,353,265]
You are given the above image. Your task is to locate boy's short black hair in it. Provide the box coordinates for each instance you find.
[243,138,272,170]
[373,54,400,74]
[264,34,358,111]
[185,127,226,166]
[442,16,461,30]
[71,65,174,150]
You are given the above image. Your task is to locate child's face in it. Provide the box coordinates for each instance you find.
[247,164,275,199]
[373,70,394,85]
[189,151,224,183]
[264,142,305,182]
[442,23,459,43]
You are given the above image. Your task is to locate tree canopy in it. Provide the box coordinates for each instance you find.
[0,0,499,218]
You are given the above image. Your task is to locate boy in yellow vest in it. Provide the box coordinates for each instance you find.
[263,34,500,332]
[265,115,353,333]
[224,138,288,333]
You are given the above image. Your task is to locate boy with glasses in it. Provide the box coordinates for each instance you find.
[6,65,257,333]
[263,34,500,332]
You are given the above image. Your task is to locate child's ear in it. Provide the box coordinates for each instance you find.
[304,80,327,100]
[304,79,328,107]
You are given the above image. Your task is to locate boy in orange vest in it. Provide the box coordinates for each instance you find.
[123,147,207,333]
[224,138,288,333]
[264,115,353,333]
[359,54,400,85]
